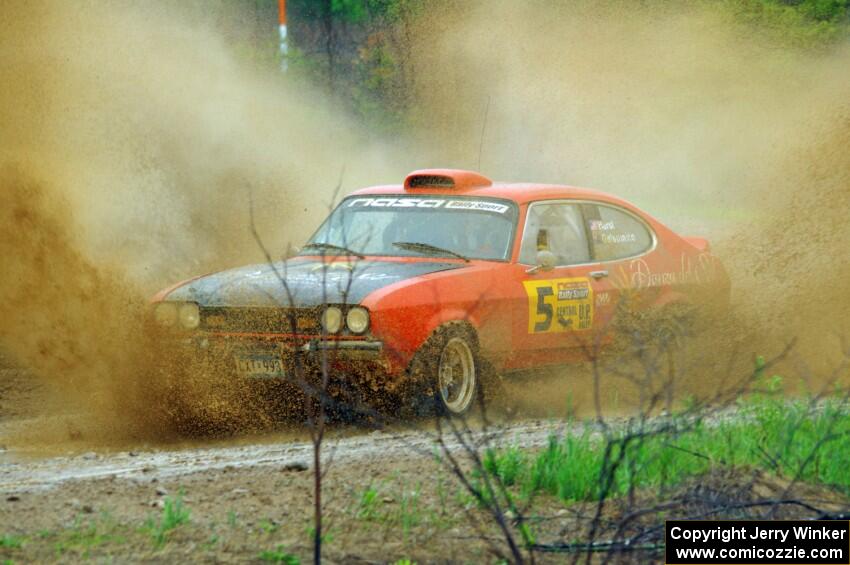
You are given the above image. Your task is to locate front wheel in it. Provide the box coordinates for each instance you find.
[408,323,482,416]
[437,336,478,414]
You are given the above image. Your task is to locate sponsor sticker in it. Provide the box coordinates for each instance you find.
[444,200,510,213]
[523,278,594,333]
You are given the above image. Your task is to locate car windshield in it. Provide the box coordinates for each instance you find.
[303,195,519,261]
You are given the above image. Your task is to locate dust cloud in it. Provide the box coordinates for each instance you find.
[407,2,850,233]
[0,0,848,440]
[0,0,407,445]
[403,1,850,412]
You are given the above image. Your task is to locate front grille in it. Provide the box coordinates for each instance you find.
[200,307,321,334]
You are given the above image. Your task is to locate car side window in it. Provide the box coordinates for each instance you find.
[582,203,653,261]
[519,203,590,266]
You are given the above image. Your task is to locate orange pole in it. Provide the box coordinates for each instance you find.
[278,0,288,71]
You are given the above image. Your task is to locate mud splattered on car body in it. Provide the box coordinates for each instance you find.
[153,169,730,416]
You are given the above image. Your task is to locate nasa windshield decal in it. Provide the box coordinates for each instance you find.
[346,197,509,214]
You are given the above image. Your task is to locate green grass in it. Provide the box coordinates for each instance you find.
[146,492,191,548]
[353,481,453,538]
[202,534,219,550]
[0,535,23,549]
[356,484,381,520]
[7,505,304,563]
[39,514,129,558]
[259,545,300,564]
[394,486,422,537]
[481,387,850,505]
[258,518,279,534]
[720,0,850,47]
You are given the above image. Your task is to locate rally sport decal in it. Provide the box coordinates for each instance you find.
[523,278,594,333]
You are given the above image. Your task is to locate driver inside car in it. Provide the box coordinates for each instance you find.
[520,204,590,266]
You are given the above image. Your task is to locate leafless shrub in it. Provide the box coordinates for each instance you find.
[248,172,358,564]
[424,296,850,564]
[242,182,850,565]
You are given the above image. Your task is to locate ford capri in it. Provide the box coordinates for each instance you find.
[152,169,729,416]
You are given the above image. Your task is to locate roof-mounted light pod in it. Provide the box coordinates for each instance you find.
[404,169,492,191]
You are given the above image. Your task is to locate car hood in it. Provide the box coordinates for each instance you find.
[165,258,465,307]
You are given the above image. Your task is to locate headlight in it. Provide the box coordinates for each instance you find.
[153,302,178,327]
[178,302,200,329]
[346,307,369,334]
[321,306,343,333]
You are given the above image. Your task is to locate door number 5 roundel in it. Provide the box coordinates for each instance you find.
[523,278,594,334]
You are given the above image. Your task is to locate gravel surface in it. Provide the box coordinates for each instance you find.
[0,418,566,494]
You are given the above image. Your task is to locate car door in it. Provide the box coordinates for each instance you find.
[579,201,659,327]
[507,200,619,370]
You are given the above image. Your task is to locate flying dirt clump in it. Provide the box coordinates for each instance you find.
[0,164,288,443]
[0,0,411,444]
[1,0,849,440]
[729,110,850,378]
[0,164,172,440]
[0,0,411,293]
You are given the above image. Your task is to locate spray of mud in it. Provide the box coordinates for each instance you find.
[401,1,850,414]
[732,113,850,370]
[0,0,410,446]
[1,0,849,442]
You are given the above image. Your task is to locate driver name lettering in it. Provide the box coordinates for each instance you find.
[589,220,616,231]
[599,232,637,244]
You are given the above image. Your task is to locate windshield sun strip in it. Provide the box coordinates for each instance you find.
[300,194,519,262]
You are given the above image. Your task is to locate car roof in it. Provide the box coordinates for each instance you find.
[345,169,652,218]
[349,181,631,208]
[343,169,672,241]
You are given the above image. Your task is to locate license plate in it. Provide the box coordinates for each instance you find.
[234,354,286,379]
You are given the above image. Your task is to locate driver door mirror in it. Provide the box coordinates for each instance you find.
[525,249,557,274]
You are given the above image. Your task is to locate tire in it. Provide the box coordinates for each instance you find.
[408,322,483,416]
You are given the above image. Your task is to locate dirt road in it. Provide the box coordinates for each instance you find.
[0,418,564,495]
[0,415,577,562]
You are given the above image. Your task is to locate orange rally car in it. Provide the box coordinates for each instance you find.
[152,169,729,415]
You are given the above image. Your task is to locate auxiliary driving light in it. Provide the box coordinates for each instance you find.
[178,302,201,329]
[153,302,178,327]
[321,306,343,333]
[346,307,369,334]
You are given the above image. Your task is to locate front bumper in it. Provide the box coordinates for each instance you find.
[186,333,386,363]
[300,338,382,357]
[169,333,413,410]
